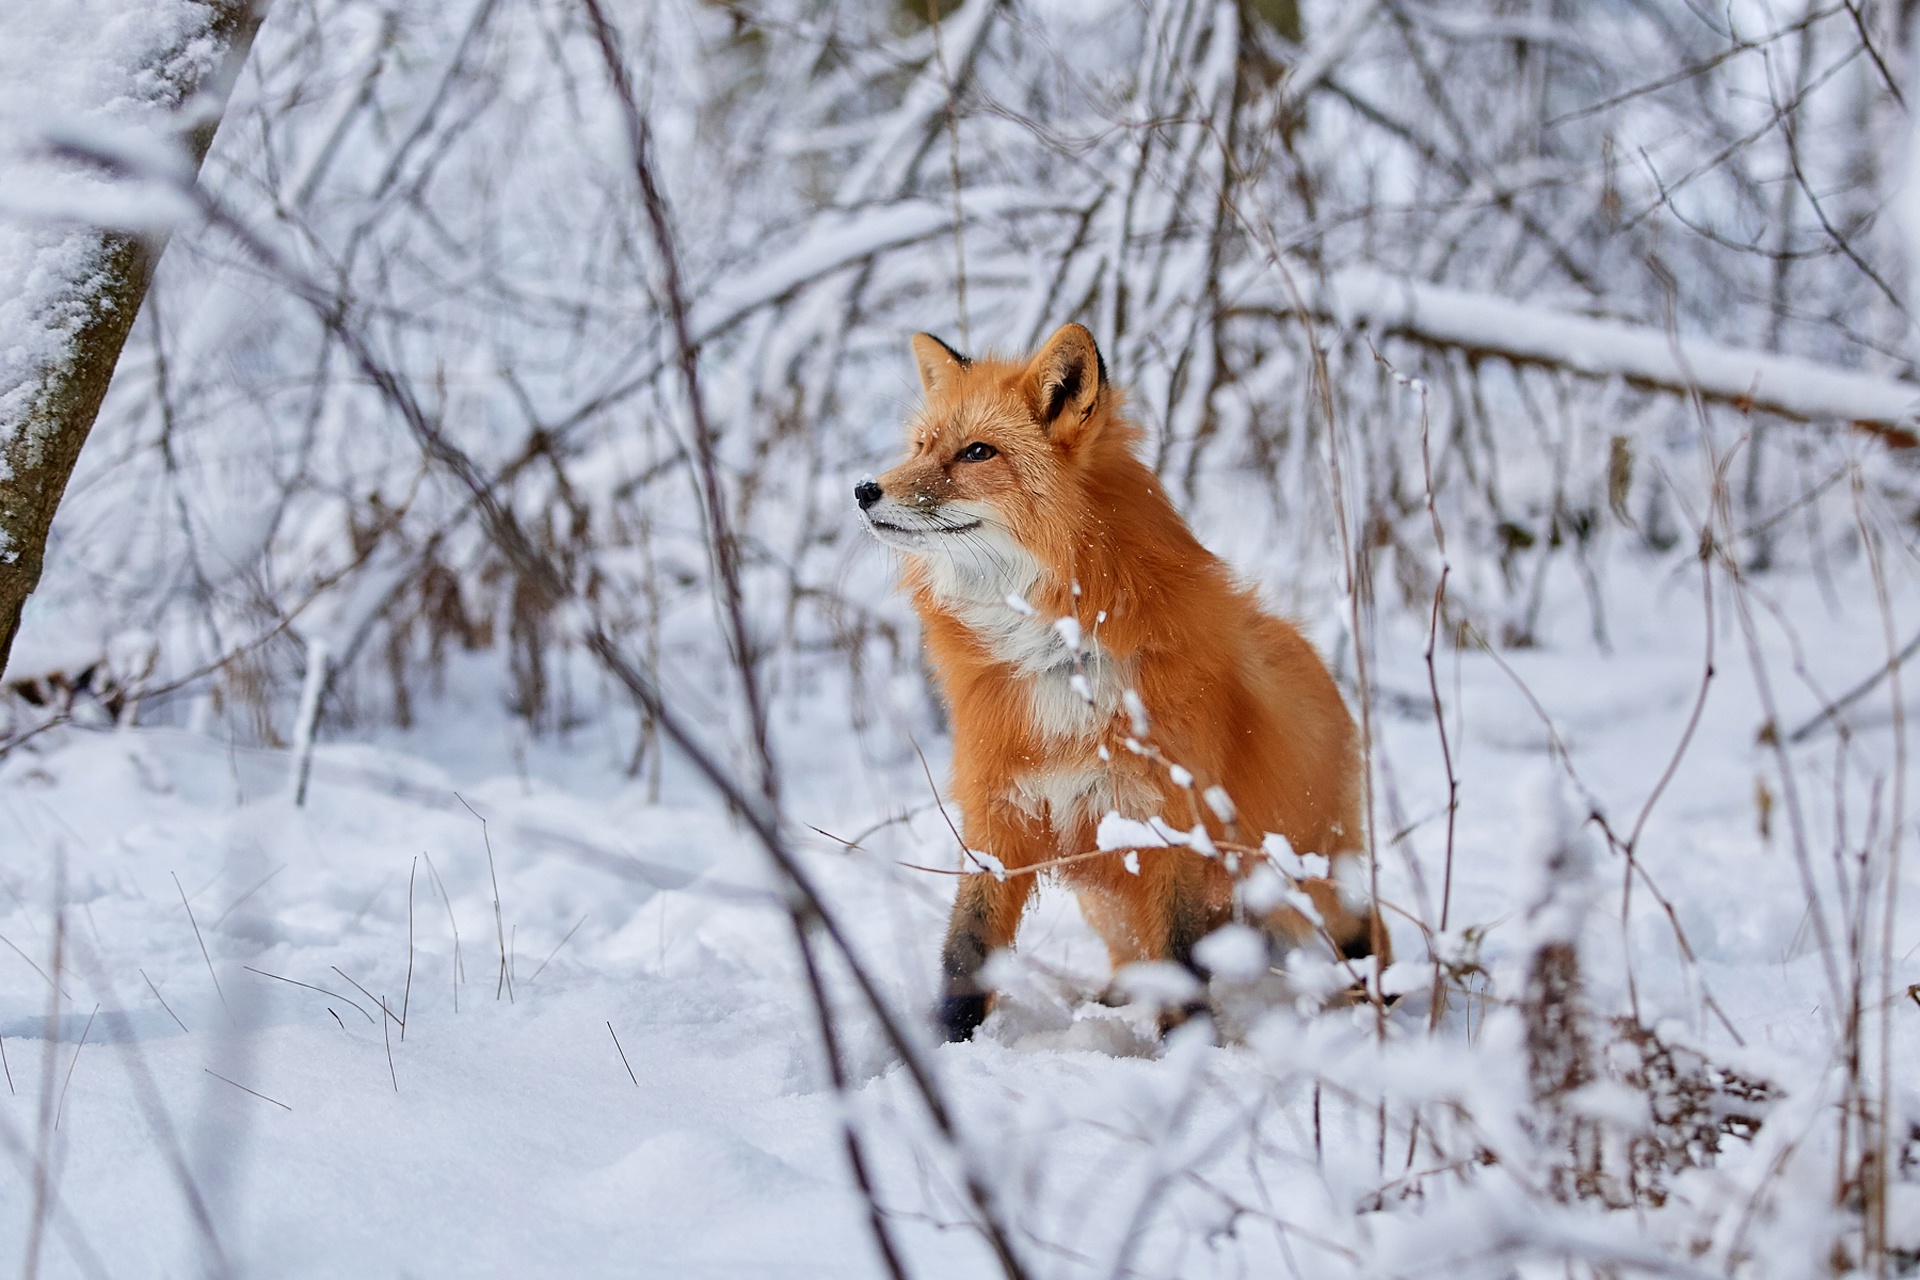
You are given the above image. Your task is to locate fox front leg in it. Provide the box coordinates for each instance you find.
[1133,854,1233,1036]
[938,871,1033,1042]
[1262,873,1389,965]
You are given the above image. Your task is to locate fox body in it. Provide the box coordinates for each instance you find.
[860,324,1382,1041]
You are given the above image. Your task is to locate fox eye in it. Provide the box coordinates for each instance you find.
[957,442,998,462]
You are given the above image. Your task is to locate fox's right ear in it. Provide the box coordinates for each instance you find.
[1025,323,1105,439]
[911,333,969,396]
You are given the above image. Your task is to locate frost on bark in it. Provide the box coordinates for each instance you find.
[0,0,265,679]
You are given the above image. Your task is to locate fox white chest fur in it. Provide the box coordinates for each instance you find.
[912,506,1129,747]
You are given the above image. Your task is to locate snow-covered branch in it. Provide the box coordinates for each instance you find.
[1240,265,1920,431]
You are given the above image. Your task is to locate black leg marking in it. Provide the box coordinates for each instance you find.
[1156,999,1216,1040]
[937,992,989,1042]
[937,873,1021,1043]
[1157,886,1229,1038]
[1331,914,1376,961]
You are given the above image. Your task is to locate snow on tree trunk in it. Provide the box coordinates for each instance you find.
[0,0,265,679]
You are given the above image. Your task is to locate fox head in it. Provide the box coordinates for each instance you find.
[856,323,1137,600]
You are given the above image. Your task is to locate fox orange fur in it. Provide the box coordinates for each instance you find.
[859,324,1384,1041]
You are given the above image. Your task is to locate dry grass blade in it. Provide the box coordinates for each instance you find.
[243,965,375,1025]
[0,930,73,1001]
[607,1021,638,1088]
[402,856,417,1040]
[526,912,588,986]
[456,794,513,1003]
[422,852,464,1012]
[203,1069,291,1112]
[211,863,284,929]
[330,965,402,1027]
[140,968,189,1033]
[172,870,227,1015]
[382,994,398,1092]
[52,1004,97,1130]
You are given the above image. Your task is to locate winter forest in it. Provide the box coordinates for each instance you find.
[4,0,1920,1274]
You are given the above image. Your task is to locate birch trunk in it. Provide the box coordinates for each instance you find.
[0,0,266,679]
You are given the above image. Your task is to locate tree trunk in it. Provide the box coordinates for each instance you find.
[0,0,267,679]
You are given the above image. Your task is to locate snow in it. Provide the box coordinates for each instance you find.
[1191,923,1266,978]
[1095,810,1172,849]
[2,557,1911,1275]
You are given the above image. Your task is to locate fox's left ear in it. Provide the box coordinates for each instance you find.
[1025,323,1105,441]
[911,333,969,396]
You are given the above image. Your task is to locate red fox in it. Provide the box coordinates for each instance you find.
[859,324,1386,1041]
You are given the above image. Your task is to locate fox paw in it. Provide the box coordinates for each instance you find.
[1156,999,1215,1039]
[937,992,989,1042]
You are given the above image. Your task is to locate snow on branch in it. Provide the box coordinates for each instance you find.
[689,187,1049,340]
[835,0,1002,205]
[1244,265,1920,432]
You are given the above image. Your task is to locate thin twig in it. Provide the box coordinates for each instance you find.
[578,0,777,808]
[1853,466,1904,1272]
[1788,627,1920,743]
[573,12,1026,1278]
[927,0,971,349]
[0,713,72,760]
[911,735,983,872]
[791,917,913,1280]
[1407,369,1459,1032]
[211,864,284,929]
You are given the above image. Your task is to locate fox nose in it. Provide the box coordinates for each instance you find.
[854,479,883,510]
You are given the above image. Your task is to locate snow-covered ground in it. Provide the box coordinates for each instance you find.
[5,550,1916,1277]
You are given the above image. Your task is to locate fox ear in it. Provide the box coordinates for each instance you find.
[910,333,969,396]
[1026,323,1105,437]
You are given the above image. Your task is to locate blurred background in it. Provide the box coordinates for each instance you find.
[12,0,1915,779]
